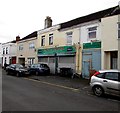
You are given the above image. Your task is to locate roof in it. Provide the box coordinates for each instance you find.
[99,70,120,73]
[60,6,120,29]
[20,31,37,41]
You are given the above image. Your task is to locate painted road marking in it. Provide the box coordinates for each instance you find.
[24,77,80,92]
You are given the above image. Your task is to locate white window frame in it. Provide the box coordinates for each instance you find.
[88,26,97,39]
[6,47,8,54]
[118,23,120,38]
[41,36,45,46]
[66,32,73,45]
[19,45,23,51]
[49,34,53,45]
[29,42,35,49]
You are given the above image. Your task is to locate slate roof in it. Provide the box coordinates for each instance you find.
[20,31,37,41]
[60,5,120,29]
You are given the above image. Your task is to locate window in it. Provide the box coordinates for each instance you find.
[3,48,5,54]
[6,47,8,54]
[49,34,53,45]
[41,36,45,46]
[29,42,35,49]
[118,23,120,38]
[28,58,35,65]
[105,72,119,81]
[19,45,23,51]
[96,73,104,78]
[88,26,97,39]
[66,32,72,45]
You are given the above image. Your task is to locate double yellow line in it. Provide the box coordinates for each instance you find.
[24,77,80,92]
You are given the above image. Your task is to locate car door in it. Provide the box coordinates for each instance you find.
[30,64,36,75]
[104,72,120,95]
[10,65,16,74]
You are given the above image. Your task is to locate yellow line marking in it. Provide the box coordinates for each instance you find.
[24,77,80,92]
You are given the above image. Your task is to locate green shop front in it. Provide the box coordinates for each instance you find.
[37,46,76,74]
[82,41,101,79]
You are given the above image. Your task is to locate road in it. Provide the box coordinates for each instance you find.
[2,69,120,111]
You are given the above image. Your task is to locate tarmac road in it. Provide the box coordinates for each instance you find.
[2,69,120,111]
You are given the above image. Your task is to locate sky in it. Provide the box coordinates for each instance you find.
[0,0,120,43]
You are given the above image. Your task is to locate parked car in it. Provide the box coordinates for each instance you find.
[90,70,120,97]
[29,63,50,76]
[6,64,29,77]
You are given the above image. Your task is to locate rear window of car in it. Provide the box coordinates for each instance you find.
[104,72,119,81]
[96,73,104,78]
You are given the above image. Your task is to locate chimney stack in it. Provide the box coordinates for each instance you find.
[16,36,20,42]
[44,16,52,28]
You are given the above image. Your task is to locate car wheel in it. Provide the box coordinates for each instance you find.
[93,86,104,97]
[6,71,10,75]
[16,72,20,77]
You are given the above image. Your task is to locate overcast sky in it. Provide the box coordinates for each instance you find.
[0,0,119,43]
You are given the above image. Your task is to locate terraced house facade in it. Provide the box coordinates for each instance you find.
[3,4,119,78]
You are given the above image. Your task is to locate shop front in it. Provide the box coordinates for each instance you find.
[37,46,76,74]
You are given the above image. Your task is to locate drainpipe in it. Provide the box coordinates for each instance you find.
[77,27,81,74]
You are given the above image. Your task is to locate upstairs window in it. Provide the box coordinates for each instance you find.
[3,48,5,54]
[29,42,35,49]
[6,47,8,54]
[41,35,45,46]
[19,45,23,51]
[118,23,120,38]
[88,26,97,39]
[66,32,72,45]
[49,34,53,45]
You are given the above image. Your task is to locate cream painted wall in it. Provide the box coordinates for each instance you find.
[37,26,82,74]
[101,15,118,69]
[17,37,38,65]
[101,15,118,51]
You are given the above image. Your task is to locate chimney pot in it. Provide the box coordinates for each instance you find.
[16,36,20,42]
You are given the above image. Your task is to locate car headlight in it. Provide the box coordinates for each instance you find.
[19,71,22,73]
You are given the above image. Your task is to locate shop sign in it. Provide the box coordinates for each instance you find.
[38,46,76,56]
[83,41,101,49]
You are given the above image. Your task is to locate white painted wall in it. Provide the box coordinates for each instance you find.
[2,42,17,66]
[80,21,101,44]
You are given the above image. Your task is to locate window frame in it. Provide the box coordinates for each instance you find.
[41,35,45,46]
[66,31,73,45]
[19,45,23,51]
[87,26,97,39]
[49,34,53,45]
[29,42,35,49]
[118,23,120,38]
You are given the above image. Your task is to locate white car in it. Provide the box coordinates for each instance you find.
[90,70,120,97]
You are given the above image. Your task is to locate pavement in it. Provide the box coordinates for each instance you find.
[26,74,91,92]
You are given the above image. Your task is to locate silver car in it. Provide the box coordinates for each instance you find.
[90,70,120,97]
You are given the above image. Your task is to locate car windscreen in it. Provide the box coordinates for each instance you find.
[40,64,49,68]
[16,64,24,69]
